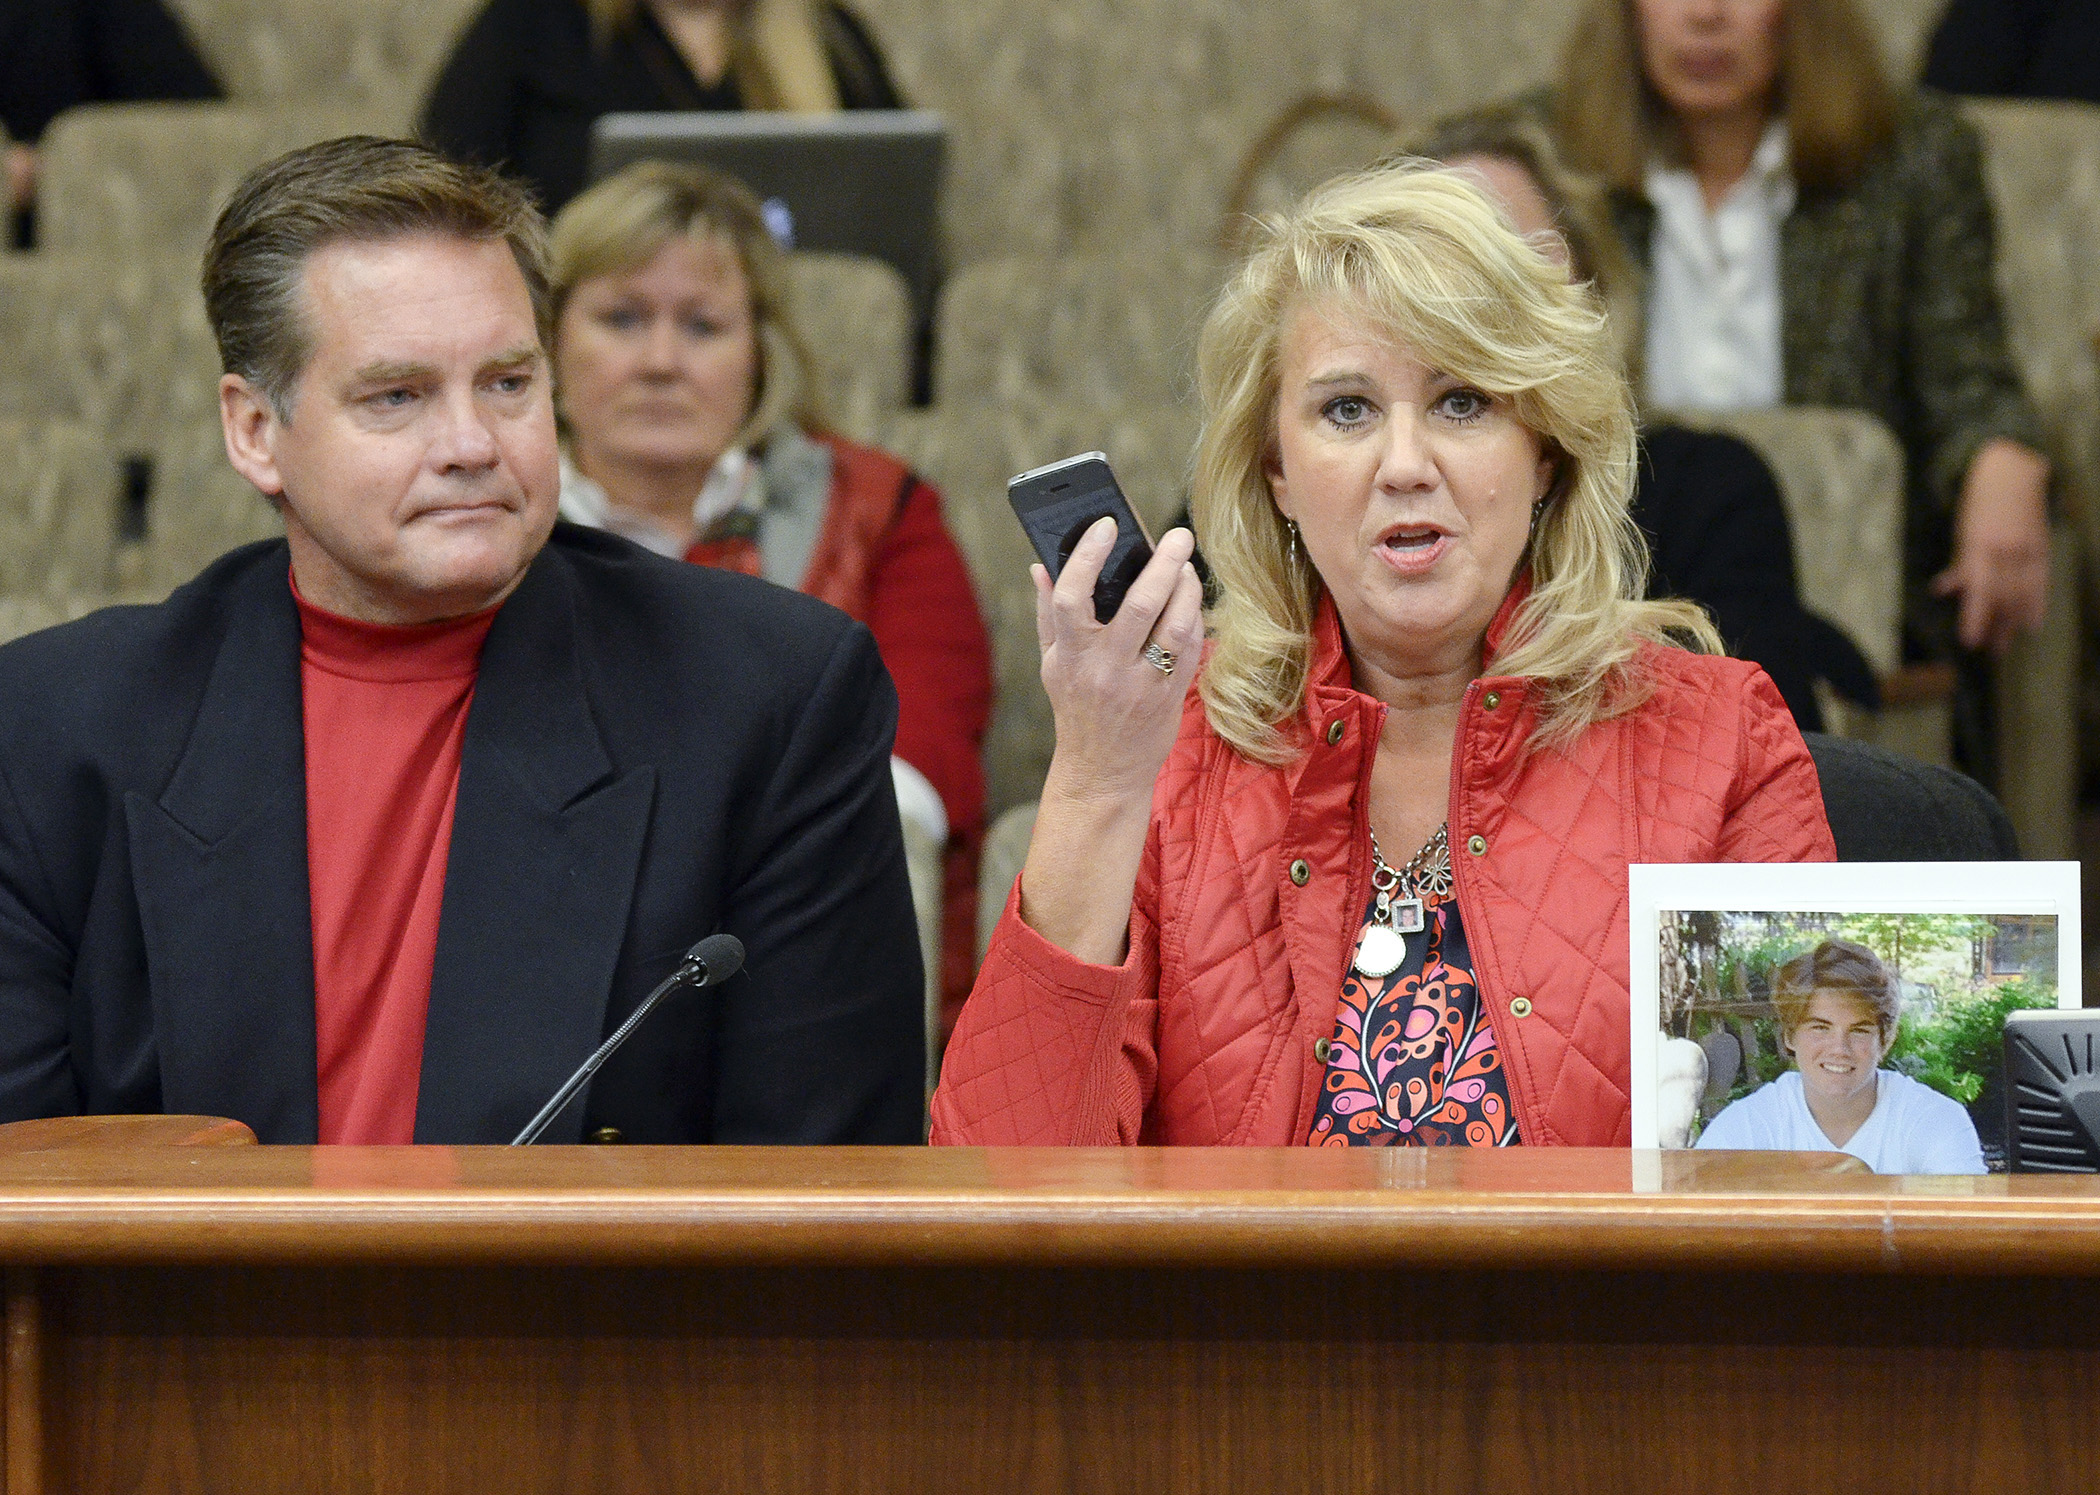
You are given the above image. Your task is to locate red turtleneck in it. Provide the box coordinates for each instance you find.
[295,579,496,1145]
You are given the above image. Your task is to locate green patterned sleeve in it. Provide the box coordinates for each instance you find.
[1900,95,2047,508]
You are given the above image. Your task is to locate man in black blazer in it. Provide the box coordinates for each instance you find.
[0,137,925,1144]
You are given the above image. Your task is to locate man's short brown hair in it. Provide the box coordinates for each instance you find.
[202,136,550,419]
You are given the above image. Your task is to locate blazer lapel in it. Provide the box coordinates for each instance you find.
[413,551,656,1144]
[125,556,320,1142]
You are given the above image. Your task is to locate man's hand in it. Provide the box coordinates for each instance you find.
[1931,438,2051,655]
[3,145,35,213]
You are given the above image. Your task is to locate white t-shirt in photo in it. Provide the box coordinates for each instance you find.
[1695,1070,1987,1174]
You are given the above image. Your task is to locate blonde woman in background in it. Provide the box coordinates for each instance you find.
[932,165,1835,1150]
[421,0,902,212]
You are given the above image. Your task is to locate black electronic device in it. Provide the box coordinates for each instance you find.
[511,933,746,1145]
[1007,451,1154,624]
[588,111,946,321]
[2003,1008,2100,1172]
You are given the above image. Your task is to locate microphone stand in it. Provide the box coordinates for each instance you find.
[511,934,744,1145]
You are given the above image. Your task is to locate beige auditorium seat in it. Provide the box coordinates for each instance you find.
[1655,407,1905,683]
[1963,100,2100,576]
[933,252,1224,412]
[146,417,282,596]
[168,0,484,125]
[0,593,110,647]
[36,102,391,264]
[1653,405,1974,775]
[0,254,220,471]
[976,799,1036,963]
[1961,99,2099,859]
[784,252,913,443]
[0,418,121,598]
[882,397,1199,823]
[897,811,943,1098]
[1221,93,1403,252]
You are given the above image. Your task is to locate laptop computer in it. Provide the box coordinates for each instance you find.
[587,110,946,319]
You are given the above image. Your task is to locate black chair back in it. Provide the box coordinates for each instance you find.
[1803,733,2020,861]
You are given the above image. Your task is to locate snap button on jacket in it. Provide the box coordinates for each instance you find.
[931,598,1836,1148]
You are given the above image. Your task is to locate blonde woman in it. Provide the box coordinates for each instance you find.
[420,0,902,212]
[931,164,1835,1149]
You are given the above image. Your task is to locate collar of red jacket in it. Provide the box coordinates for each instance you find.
[1305,571,1535,691]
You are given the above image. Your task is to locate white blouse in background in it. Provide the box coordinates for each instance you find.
[1642,120,1795,413]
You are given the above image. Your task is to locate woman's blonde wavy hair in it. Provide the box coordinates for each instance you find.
[1192,161,1717,765]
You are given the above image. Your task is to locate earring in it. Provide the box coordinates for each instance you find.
[1286,519,1300,566]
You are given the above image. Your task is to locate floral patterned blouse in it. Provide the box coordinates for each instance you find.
[1305,879,1520,1147]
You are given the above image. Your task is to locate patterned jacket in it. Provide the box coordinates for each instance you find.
[930,594,1836,1148]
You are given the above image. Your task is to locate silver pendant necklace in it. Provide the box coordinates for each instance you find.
[1353,823,1451,979]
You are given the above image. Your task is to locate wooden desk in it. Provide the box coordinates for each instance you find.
[0,1143,2096,1492]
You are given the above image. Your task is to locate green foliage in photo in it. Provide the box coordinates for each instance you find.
[1885,977,2058,1106]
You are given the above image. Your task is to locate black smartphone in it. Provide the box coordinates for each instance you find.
[1007,451,1155,624]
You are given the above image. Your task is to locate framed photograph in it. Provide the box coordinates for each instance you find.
[1629,863,2081,1172]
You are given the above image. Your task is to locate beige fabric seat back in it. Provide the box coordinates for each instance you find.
[1962,100,2100,596]
[147,416,284,595]
[783,253,913,443]
[167,0,483,122]
[0,418,121,598]
[1653,406,1906,679]
[0,255,220,463]
[934,252,1224,411]
[0,593,110,647]
[882,398,1199,821]
[1959,101,2098,860]
[36,102,392,263]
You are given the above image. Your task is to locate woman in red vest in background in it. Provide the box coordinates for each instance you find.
[548,160,991,1023]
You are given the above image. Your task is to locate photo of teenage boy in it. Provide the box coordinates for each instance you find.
[1696,939,1986,1174]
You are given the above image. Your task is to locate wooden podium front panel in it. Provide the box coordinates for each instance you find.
[38,1263,2100,1493]
[0,1146,2096,1493]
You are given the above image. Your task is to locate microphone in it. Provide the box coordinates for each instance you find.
[510,933,745,1145]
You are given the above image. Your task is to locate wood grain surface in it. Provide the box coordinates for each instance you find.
[0,1144,2095,1493]
[0,1145,2090,1273]
[0,1117,255,1153]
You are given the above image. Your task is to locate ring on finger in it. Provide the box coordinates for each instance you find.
[1143,643,1176,677]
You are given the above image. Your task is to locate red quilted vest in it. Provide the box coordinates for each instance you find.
[931,594,1836,1148]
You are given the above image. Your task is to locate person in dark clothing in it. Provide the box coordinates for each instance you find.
[418,0,903,214]
[1924,0,2100,105]
[0,0,221,245]
[1634,425,1877,730]
[0,137,925,1145]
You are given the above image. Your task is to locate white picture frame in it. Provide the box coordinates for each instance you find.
[1628,862,2081,1161]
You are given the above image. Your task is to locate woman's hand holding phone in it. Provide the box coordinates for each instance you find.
[1018,516,1204,966]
